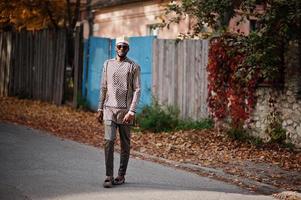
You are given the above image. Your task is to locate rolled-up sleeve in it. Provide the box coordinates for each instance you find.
[129,64,141,113]
[98,61,108,111]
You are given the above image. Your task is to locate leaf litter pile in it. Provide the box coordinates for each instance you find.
[1,97,300,194]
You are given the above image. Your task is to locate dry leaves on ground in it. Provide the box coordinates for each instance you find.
[0,97,300,192]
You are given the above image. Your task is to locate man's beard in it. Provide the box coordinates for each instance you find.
[117,51,127,58]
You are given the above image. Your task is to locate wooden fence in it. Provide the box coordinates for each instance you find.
[152,39,209,120]
[0,28,83,106]
[9,30,66,104]
[0,32,12,97]
[72,25,84,107]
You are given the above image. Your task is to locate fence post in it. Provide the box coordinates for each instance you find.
[0,32,12,97]
[73,24,84,108]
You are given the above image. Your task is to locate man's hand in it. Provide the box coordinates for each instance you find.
[96,110,103,123]
[122,112,135,124]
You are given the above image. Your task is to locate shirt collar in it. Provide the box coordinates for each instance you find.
[115,56,129,62]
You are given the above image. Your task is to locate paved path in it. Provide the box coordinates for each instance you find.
[0,122,274,200]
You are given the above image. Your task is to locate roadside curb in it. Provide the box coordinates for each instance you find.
[129,149,283,195]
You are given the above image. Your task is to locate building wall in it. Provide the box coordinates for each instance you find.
[89,1,257,39]
[229,5,265,35]
[92,1,191,39]
[229,16,251,35]
[249,42,301,148]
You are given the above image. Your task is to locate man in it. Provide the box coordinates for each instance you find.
[97,36,141,188]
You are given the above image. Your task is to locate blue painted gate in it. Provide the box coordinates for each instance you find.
[83,36,155,111]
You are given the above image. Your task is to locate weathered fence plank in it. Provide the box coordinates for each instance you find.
[0,32,12,96]
[73,25,84,108]
[152,39,209,120]
[0,29,72,105]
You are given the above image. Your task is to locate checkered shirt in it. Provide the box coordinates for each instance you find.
[98,57,141,124]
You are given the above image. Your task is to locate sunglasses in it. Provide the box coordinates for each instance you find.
[116,45,129,50]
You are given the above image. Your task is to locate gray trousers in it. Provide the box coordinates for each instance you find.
[104,121,131,177]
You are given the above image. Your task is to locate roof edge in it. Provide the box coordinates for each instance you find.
[91,0,146,10]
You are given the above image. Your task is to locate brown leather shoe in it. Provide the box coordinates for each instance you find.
[113,176,125,185]
[103,177,113,188]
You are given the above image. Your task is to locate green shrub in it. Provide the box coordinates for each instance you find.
[249,136,263,147]
[269,123,286,143]
[282,142,295,151]
[226,126,249,141]
[226,125,263,146]
[77,95,89,111]
[136,102,179,132]
[136,101,213,132]
[265,110,286,144]
[177,118,213,130]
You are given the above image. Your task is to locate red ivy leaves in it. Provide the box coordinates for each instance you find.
[207,38,229,120]
[207,35,259,127]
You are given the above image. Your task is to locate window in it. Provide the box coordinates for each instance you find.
[249,19,257,32]
[147,24,159,36]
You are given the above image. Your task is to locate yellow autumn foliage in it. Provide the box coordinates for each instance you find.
[0,0,80,31]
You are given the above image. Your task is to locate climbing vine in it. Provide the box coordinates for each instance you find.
[164,0,300,129]
[207,34,259,127]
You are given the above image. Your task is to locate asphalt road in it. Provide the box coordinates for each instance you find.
[0,122,274,200]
